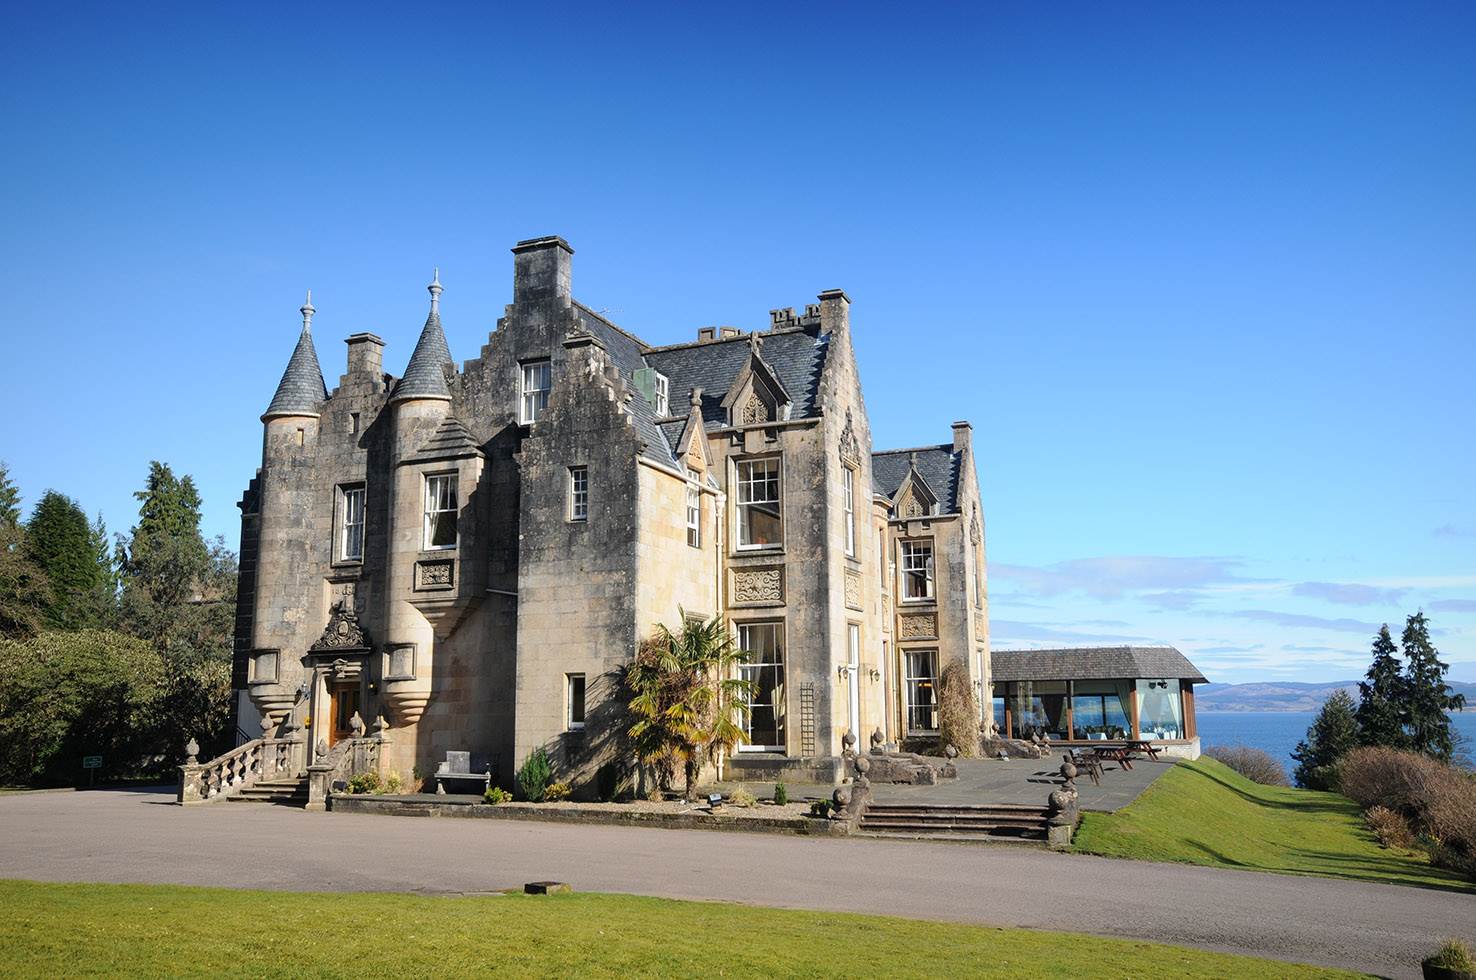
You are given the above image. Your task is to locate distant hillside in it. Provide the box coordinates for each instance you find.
[1198,679,1476,713]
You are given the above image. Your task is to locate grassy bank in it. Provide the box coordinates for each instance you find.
[0,879,1359,978]
[1074,757,1472,892]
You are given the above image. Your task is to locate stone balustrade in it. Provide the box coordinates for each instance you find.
[176,729,304,805]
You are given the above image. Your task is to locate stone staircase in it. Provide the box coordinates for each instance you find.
[225,776,310,807]
[858,802,1051,841]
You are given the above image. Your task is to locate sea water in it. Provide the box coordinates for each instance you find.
[1197,710,1476,773]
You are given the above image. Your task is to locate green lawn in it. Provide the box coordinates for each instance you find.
[0,879,1359,979]
[1074,757,1473,892]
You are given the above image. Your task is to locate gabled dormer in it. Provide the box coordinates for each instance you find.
[721,334,792,426]
[890,455,940,519]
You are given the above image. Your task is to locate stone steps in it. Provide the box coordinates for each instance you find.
[227,777,309,806]
[859,803,1051,840]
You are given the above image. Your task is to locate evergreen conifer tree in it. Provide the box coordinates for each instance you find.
[1291,688,1359,790]
[0,461,20,528]
[24,490,106,629]
[1401,612,1465,761]
[1355,625,1408,749]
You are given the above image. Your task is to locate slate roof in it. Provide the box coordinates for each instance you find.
[991,647,1209,684]
[414,416,481,460]
[263,326,328,419]
[871,445,961,513]
[393,308,454,402]
[575,304,676,467]
[644,329,829,430]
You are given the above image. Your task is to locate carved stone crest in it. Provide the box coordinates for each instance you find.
[970,505,982,545]
[844,571,862,611]
[839,409,860,465]
[312,600,369,651]
[733,567,783,604]
[741,392,772,426]
[902,495,926,519]
[898,612,936,640]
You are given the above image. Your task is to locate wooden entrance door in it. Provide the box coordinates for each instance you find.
[327,682,361,746]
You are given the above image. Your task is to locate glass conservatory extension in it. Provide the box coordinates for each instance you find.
[988,646,1207,746]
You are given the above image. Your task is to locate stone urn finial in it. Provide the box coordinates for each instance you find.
[842,729,857,752]
[870,728,885,750]
[260,714,275,736]
[316,738,330,761]
[944,743,959,760]
[349,711,365,738]
[184,738,199,765]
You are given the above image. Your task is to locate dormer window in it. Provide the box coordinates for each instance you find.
[654,373,669,416]
[520,360,551,424]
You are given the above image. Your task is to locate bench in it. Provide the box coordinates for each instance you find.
[434,751,492,796]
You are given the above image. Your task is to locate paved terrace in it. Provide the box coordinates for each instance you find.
[722,756,1175,812]
[2,787,1473,979]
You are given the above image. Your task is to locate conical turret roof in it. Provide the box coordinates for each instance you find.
[262,293,328,421]
[393,271,455,403]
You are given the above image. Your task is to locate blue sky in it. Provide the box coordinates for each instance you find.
[1,3,1472,683]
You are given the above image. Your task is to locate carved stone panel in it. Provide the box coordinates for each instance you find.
[844,571,862,611]
[732,566,784,605]
[416,559,455,591]
[741,392,773,426]
[839,409,860,465]
[898,612,937,640]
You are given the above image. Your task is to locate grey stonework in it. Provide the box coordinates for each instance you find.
[237,236,989,794]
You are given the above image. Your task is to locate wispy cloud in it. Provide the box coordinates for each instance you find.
[989,619,1151,647]
[1430,598,1476,614]
[1142,591,1202,611]
[991,556,1244,600]
[1292,581,1408,606]
[1192,644,1263,655]
[1434,524,1476,539]
[1226,610,1381,634]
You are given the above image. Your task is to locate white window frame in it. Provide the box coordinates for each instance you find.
[654,372,669,416]
[735,456,782,550]
[568,465,588,522]
[520,359,551,424]
[423,473,458,550]
[685,469,701,549]
[842,466,856,557]
[905,649,940,735]
[339,485,365,562]
[566,672,586,731]
[901,538,934,602]
[737,621,786,752]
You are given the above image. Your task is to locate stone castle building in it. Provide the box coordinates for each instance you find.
[234,236,989,791]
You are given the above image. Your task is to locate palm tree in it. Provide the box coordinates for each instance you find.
[622,612,756,798]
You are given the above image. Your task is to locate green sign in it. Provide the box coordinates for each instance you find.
[81,756,102,769]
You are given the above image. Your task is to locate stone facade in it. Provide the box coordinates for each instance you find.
[236,236,989,793]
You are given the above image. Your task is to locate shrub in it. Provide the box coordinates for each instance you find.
[1338,746,1446,814]
[773,782,788,806]
[1425,939,1476,973]
[516,747,554,802]
[377,770,404,795]
[1365,805,1415,850]
[1203,745,1289,787]
[483,785,510,805]
[1291,689,1358,790]
[1339,745,1476,880]
[346,770,381,795]
[544,781,572,802]
[937,661,978,758]
[728,787,756,808]
[808,799,835,818]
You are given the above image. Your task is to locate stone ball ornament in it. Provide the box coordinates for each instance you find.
[944,743,959,759]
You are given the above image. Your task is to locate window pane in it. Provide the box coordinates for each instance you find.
[904,650,938,733]
[568,674,586,727]
[425,475,458,548]
[1136,680,1183,739]
[739,623,785,749]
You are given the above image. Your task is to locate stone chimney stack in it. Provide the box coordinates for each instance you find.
[952,420,972,454]
[817,288,850,335]
[512,236,573,305]
[345,332,385,377]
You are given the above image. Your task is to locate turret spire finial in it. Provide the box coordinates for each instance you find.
[300,290,315,333]
[428,268,443,313]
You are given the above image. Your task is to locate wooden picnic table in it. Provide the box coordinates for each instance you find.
[1124,739,1162,760]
